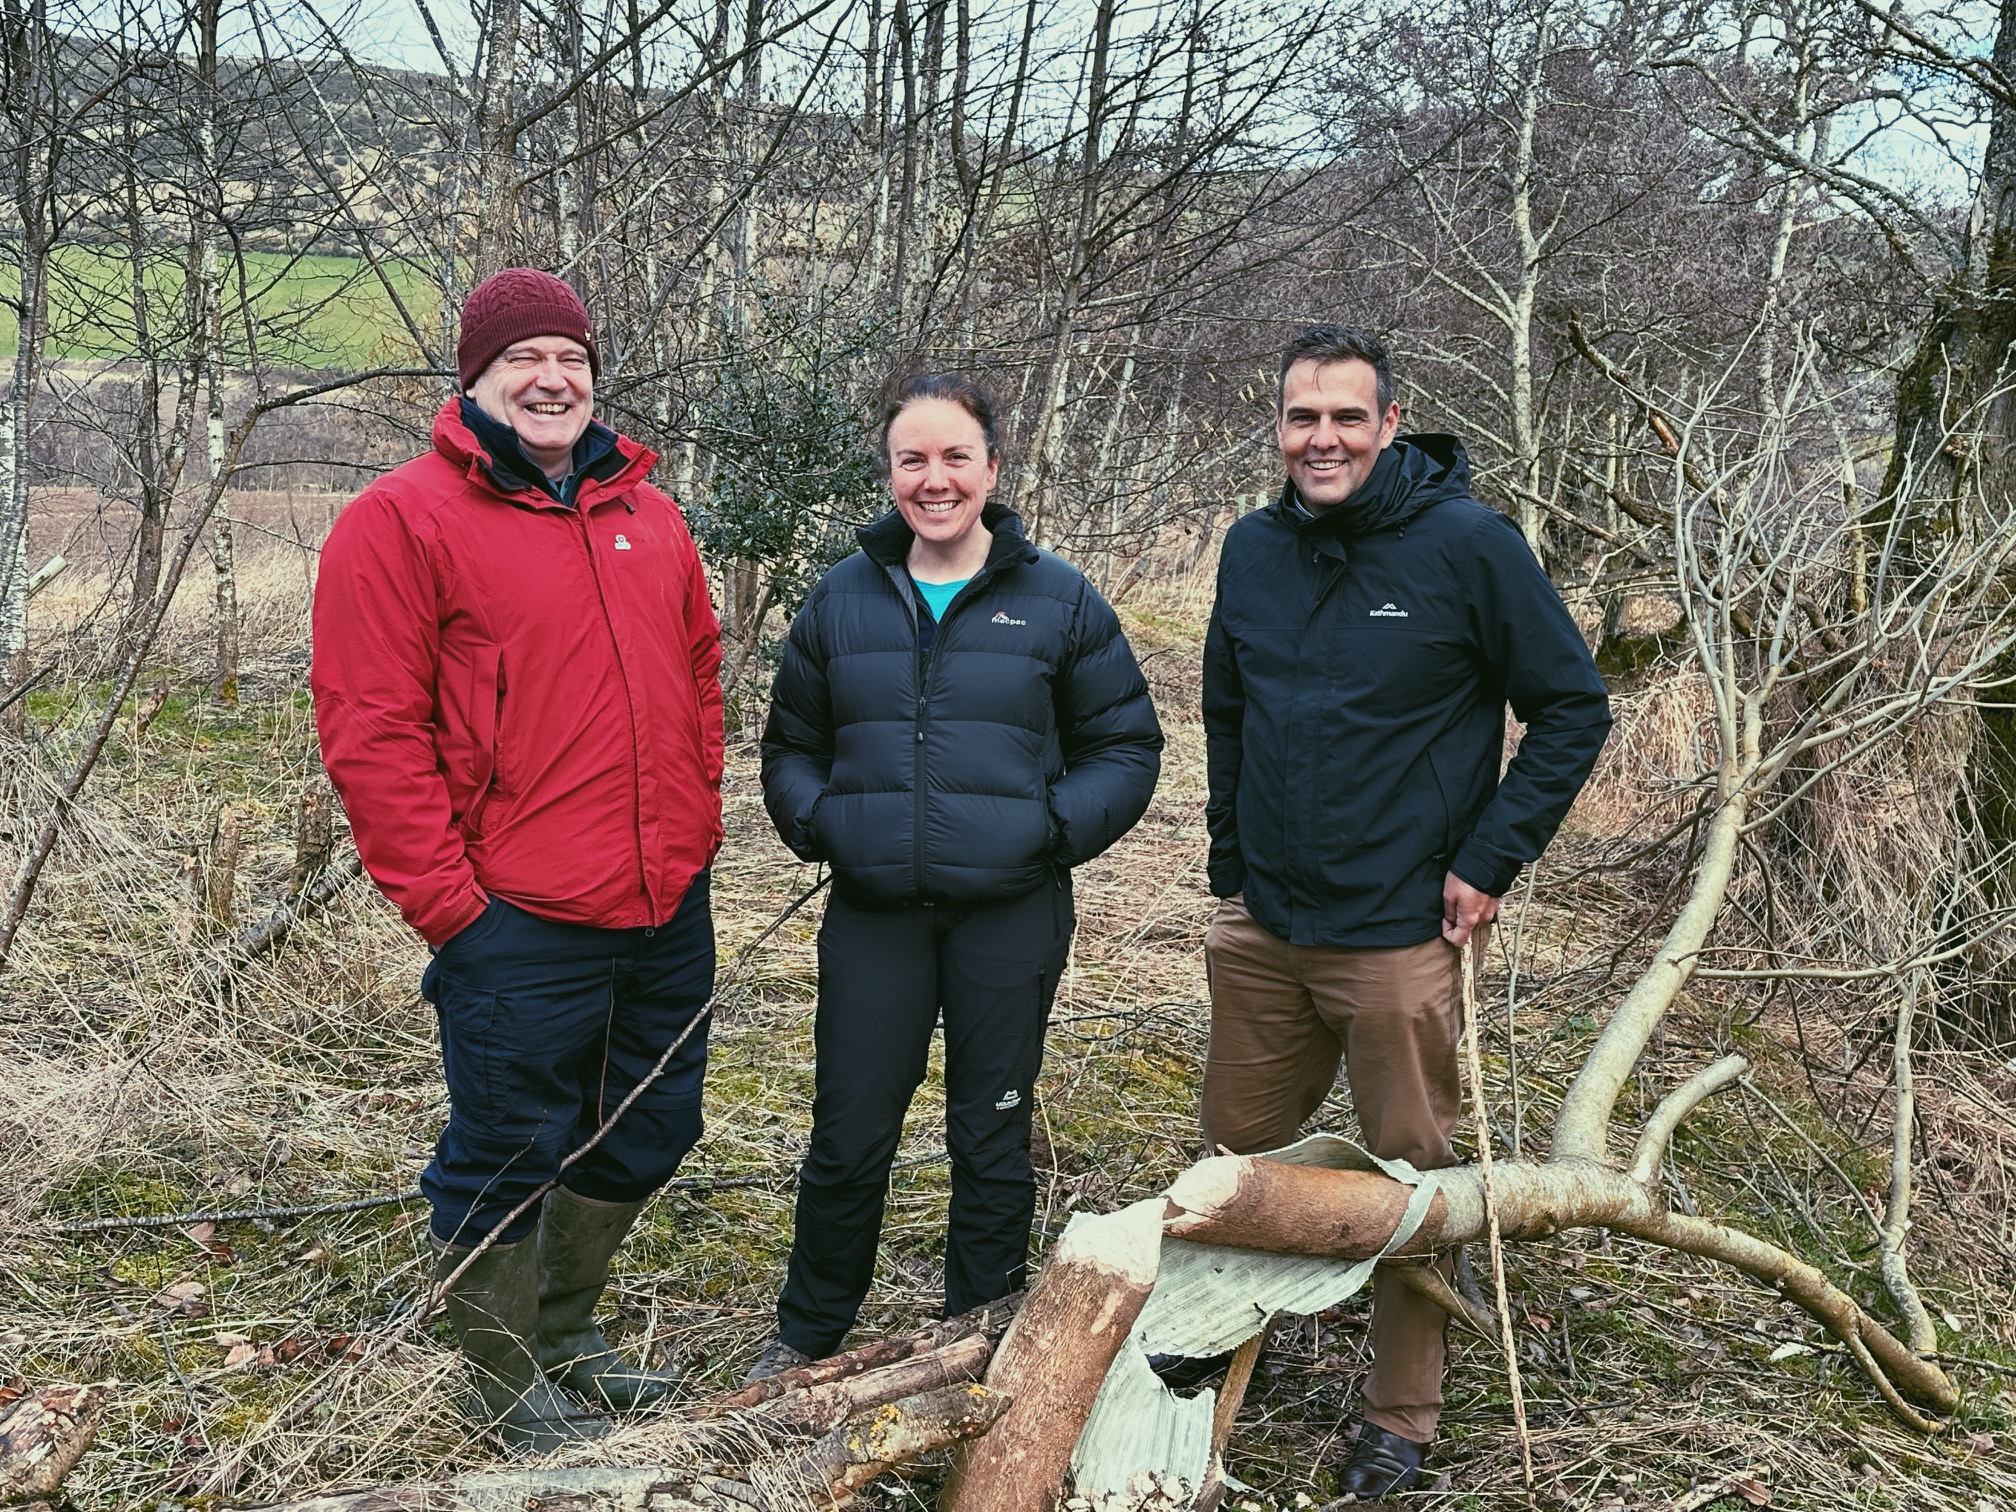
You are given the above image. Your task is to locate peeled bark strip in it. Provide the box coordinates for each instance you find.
[0,1382,109,1502]
[940,1199,1163,1512]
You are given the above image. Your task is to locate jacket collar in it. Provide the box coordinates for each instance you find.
[857,499,1038,578]
[1272,433,1473,543]
[430,397,656,512]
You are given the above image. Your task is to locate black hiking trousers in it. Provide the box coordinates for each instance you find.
[776,878,1075,1357]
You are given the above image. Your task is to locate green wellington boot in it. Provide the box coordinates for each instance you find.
[535,1187,681,1410]
[433,1237,611,1453]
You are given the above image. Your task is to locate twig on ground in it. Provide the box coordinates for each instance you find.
[50,1152,946,1234]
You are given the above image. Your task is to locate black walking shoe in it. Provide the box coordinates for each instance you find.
[742,1337,814,1384]
[1334,1420,1429,1499]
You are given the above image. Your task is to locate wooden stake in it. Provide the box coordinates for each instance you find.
[1460,938,1532,1486]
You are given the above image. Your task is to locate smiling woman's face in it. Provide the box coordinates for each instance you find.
[887,398,999,552]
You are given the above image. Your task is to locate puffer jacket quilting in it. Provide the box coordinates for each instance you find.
[762,505,1163,908]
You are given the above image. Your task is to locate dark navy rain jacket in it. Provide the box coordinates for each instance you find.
[1202,435,1612,947]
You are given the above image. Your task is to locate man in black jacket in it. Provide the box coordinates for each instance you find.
[1200,325,1610,1495]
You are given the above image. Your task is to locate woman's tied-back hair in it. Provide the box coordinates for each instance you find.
[880,372,1002,465]
[1277,324,1395,414]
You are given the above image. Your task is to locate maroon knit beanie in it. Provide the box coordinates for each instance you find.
[456,268,600,391]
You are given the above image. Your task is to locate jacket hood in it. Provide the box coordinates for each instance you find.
[856,498,1037,572]
[429,396,656,511]
[1275,432,1473,540]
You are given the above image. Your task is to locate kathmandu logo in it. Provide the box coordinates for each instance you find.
[994,1089,1022,1110]
[613,534,633,551]
[991,611,1026,626]
[1369,601,1409,617]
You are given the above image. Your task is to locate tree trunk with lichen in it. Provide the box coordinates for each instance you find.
[1878,0,2016,922]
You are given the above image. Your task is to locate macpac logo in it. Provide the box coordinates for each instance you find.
[1369,601,1408,617]
[613,534,633,551]
[991,610,1026,626]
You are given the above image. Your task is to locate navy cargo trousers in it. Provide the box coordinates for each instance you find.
[419,870,715,1245]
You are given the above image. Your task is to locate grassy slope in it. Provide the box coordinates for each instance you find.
[0,245,437,369]
[1,554,2013,1510]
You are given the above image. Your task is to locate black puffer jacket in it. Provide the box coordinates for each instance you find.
[762,504,1163,908]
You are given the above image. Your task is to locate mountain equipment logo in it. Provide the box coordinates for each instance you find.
[613,534,633,551]
[1369,601,1408,617]
[991,610,1027,626]
[994,1089,1022,1110]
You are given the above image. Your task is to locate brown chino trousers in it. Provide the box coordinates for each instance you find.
[1200,896,1464,1444]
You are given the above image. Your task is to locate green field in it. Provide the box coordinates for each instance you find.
[0,243,442,370]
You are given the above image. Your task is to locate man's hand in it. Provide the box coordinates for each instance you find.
[1442,872,1500,947]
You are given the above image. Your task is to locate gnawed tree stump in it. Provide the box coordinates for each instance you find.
[939,1199,1163,1512]
[0,1381,109,1506]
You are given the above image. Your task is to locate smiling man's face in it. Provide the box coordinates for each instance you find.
[467,335,595,478]
[1275,357,1399,511]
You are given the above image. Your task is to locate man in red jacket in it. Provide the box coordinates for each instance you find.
[312,269,723,1451]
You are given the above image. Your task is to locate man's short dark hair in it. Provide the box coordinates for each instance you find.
[1277,325,1395,414]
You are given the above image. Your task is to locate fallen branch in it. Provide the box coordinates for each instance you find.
[734,1334,999,1437]
[248,1385,1009,1512]
[1629,1054,1751,1187]
[1881,971,1937,1356]
[0,1382,110,1504]
[1161,1152,1955,1423]
[693,1295,1018,1421]
[201,851,365,988]
[25,555,67,599]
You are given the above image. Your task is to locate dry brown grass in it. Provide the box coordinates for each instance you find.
[2,531,2013,1511]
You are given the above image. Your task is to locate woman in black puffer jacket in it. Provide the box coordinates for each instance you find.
[747,373,1163,1377]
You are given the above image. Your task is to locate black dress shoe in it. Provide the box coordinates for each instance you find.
[1335,1420,1429,1498]
[1145,1349,1236,1391]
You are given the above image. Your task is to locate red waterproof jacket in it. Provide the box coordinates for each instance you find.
[312,400,723,946]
